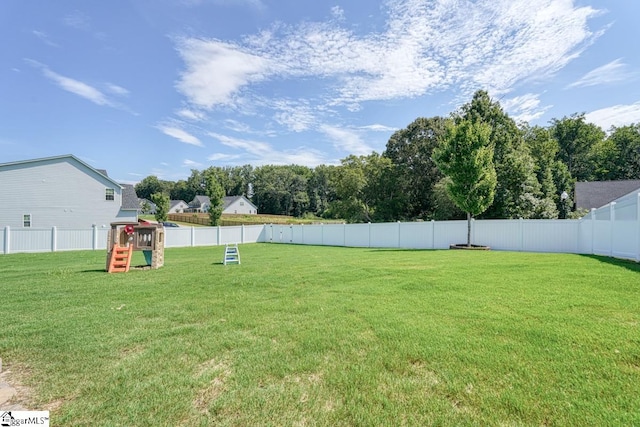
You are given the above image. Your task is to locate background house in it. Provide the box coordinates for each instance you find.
[0,154,138,228]
[188,195,211,213]
[223,195,258,215]
[575,180,640,210]
[169,200,189,214]
[188,195,258,215]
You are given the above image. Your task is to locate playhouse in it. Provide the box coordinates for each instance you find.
[106,222,165,272]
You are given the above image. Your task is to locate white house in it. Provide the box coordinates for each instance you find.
[169,200,189,214]
[188,195,258,215]
[0,154,138,229]
[223,195,258,215]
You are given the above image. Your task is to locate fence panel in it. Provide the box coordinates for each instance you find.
[345,223,371,247]
[474,220,522,251]
[220,226,243,245]
[165,227,193,248]
[9,228,53,253]
[243,225,267,243]
[523,220,579,253]
[370,223,402,248]
[399,222,433,249]
[433,221,466,248]
[57,229,94,251]
[322,224,346,247]
[612,221,638,260]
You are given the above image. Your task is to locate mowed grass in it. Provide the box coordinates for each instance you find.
[1,244,639,426]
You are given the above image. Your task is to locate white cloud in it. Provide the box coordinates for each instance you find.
[175,38,271,109]
[208,132,327,166]
[271,99,316,132]
[41,68,112,106]
[567,59,633,89]
[501,93,552,123]
[105,83,130,96]
[32,30,59,47]
[359,124,398,132]
[319,125,373,156]
[63,10,92,31]
[176,108,206,121]
[585,102,640,130]
[158,125,204,146]
[174,0,603,111]
[183,159,204,168]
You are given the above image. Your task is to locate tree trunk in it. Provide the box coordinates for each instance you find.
[467,212,472,247]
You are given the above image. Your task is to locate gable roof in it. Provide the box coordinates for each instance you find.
[0,154,123,189]
[120,184,140,210]
[575,180,640,210]
[190,195,211,207]
[170,199,188,209]
[223,195,257,210]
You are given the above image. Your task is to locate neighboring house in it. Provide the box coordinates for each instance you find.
[575,180,640,210]
[189,195,211,213]
[223,195,258,215]
[139,198,158,215]
[0,154,138,229]
[169,200,189,214]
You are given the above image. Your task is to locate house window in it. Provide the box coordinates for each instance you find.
[106,188,115,201]
[240,202,245,206]
[23,214,32,228]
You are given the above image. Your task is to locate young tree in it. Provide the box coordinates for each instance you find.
[203,168,225,226]
[151,192,169,222]
[433,119,497,246]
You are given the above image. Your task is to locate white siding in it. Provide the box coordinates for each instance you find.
[224,197,257,215]
[0,157,136,229]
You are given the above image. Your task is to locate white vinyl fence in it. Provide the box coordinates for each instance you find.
[2,191,639,262]
[0,224,266,254]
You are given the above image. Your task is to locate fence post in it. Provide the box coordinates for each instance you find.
[610,202,616,257]
[217,225,221,246]
[241,224,245,244]
[519,217,524,252]
[4,226,9,255]
[290,225,293,243]
[51,226,57,252]
[471,218,476,246]
[301,224,304,245]
[398,221,402,248]
[92,225,98,250]
[191,226,196,247]
[368,222,372,248]
[431,220,435,249]
[637,194,640,262]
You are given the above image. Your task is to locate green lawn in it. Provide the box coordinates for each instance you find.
[1,245,639,426]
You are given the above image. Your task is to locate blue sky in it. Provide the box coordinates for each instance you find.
[2,0,640,184]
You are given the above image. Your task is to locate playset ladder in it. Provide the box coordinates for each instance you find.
[108,244,133,273]
[223,244,240,265]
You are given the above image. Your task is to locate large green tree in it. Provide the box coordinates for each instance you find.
[384,116,447,219]
[459,90,548,219]
[433,119,497,246]
[549,113,605,181]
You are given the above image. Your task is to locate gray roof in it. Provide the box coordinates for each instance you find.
[223,195,257,210]
[190,195,211,207]
[120,184,141,210]
[170,200,188,209]
[0,154,123,189]
[575,180,640,210]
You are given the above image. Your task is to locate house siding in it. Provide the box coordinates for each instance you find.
[224,196,257,215]
[0,156,136,229]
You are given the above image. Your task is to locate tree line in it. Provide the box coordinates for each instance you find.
[135,90,640,224]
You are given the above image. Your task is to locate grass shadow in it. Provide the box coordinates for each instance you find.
[579,254,640,273]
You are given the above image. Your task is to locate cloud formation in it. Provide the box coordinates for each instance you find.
[586,101,640,130]
[158,124,204,146]
[175,0,602,113]
[567,59,633,88]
